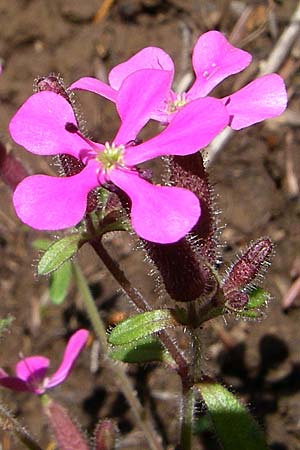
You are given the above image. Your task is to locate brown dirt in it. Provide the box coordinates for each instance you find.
[0,1,300,449]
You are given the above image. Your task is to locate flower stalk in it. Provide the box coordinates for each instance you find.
[73,261,163,450]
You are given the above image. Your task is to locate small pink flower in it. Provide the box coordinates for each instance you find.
[70,30,287,130]
[0,329,89,395]
[10,69,229,243]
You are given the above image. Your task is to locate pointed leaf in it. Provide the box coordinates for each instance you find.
[110,335,174,364]
[108,309,178,345]
[49,262,73,304]
[196,381,269,450]
[38,234,84,275]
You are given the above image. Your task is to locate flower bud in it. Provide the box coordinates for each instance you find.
[35,74,71,102]
[45,399,89,450]
[0,140,28,190]
[144,153,218,303]
[94,419,117,450]
[223,238,273,292]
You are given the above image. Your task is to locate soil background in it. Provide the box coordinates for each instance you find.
[0,0,300,449]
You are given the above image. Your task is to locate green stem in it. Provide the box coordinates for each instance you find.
[73,264,108,352]
[90,239,189,381]
[73,262,163,450]
[179,387,195,450]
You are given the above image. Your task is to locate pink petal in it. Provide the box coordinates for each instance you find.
[109,47,174,90]
[0,374,34,392]
[187,31,252,99]
[9,91,86,157]
[114,69,173,144]
[224,73,288,130]
[109,168,201,243]
[69,77,117,102]
[124,97,229,166]
[13,161,99,230]
[46,329,89,389]
[16,356,50,387]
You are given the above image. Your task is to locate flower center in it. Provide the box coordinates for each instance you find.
[167,93,188,114]
[97,142,125,171]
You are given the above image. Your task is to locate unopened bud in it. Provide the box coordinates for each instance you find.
[225,289,249,309]
[143,153,219,303]
[35,74,71,102]
[145,239,216,302]
[94,419,116,450]
[0,141,28,190]
[44,399,89,450]
[223,238,273,292]
[168,154,218,264]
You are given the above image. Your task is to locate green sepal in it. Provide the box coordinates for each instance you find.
[49,261,73,305]
[38,234,84,275]
[246,288,270,309]
[110,335,175,365]
[108,309,178,345]
[196,381,269,450]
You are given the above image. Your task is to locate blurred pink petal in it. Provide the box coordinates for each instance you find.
[0,330,89,395]
[109,168,201,243]
[9,91,87,157]
[114,69,173,144]
[109,46,174,90]
[188,30,252,99]
[13,161,99,230]
[224,74,288,130]
[69,77,117,102]
[16,356,50,382]
[47,330,89,388]
[124,97,228,166]
[0,375,33,392]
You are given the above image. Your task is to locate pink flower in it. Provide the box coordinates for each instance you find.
[70,30,287,130]
[0,329,89,395]
[10,69,229,243]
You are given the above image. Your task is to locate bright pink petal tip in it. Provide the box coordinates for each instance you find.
[9,91,85,158]
[46,329,89,389]
[114,69,173,144]
[69,77,117,102]
[109,169,201,243]
[224,73,288,130]
[109,46,174,90]
[16,356,50,382]
[124,97,229,166]
[13,162,99,231]
[188,30,252,99]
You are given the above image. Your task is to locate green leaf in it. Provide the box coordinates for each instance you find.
[38,234,84,275]
[196,381,269,450]
[108,309,177,345]
[246,288,270,309]
[110,335,174,364]
[49,262,73,305]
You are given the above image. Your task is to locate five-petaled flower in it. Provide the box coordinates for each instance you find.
[71,30,287,130]
[0,329,89,395]
[10,69,229,243]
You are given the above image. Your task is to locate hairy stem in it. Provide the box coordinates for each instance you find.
[0,403,43,450]
[73,262,163,450]
[179,387,195,450]
[90,239,189,380]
